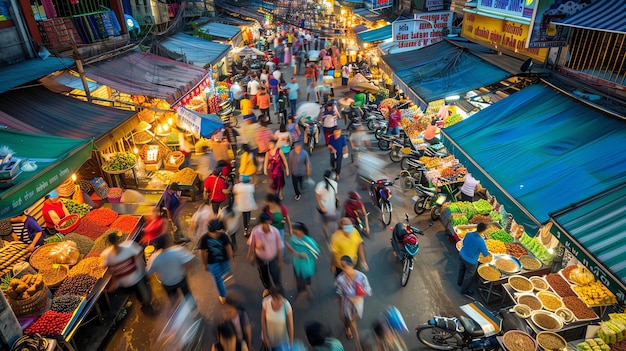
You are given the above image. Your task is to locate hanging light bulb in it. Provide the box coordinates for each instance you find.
[163,123,169,132]
[133,147,139,154]
[71,174,77,182]
[167,118,173,126]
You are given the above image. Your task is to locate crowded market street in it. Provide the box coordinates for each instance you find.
[100,67,471,351]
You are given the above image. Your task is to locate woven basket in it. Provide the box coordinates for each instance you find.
[56,179,75,197]
[164,151,185,171]
[40,265,69,288]
[9,285,51,318]
[0,219,11,237]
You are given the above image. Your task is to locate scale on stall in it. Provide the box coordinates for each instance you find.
[0,153,22,189]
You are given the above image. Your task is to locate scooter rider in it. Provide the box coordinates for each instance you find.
[343,191,369,238]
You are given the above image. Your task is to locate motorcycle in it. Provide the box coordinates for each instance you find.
[369,177,398,225]
[304,121,320,154]
[344,107,363,137]
[399,162,429,191]
[216,98,239,127]
[373,121,389,140]
[391,213,423,286]
[413,184,460,221]
[416,301,531,350]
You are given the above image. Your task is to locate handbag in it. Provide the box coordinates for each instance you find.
[355,281,368,297]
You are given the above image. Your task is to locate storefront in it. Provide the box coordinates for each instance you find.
[355,24,392,48]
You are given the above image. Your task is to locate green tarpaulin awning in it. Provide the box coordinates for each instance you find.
[380,41,511,109]
[0,129,93,219]
[356,25,392,44]
[441,84,626,233]
[550,184,626,302]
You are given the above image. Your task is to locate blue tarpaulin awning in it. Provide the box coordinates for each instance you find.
[553,0,626,34]
[353,8,385,22]
[0,85,138,149]
[381,41,511,109]
[0,57,74,94]
[356,25,392,43]
[176,106,224,138]
[550,184,626,301]
[197,22,241,40]
[441,84,626,233]
[155,33,231,68]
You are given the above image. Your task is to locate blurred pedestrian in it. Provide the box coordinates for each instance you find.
[199,220,234,304]
[262,287,294,350]
[189,201,216,243]
[335,256,372,351]
[285,77,300,117]
[255,121,274,170]
[101,233,153,312]
[274,123,293,157]
[238,144,257,181]
[196,145,215,182]
[288,143,310,201]
[321,103,338,145]
[264,139,290,200]
[330,218,368,276]
[204,168,231,214]
[258,86,272,122]
[286,222,319,300]
[315,170,340,239]
[305,321,344,351]
[327,128,348,179]
[146,235,195,306]
[263,193,293,250]
[247,213,283,297]
[163,183,189,244]
[222,298,253,350]
[286,116,302,145]
[233,175,257,237]
[343,191,369,238]
[212,321,249,351]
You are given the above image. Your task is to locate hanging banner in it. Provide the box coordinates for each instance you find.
[392,11,453,51]
[476,0,538,23]
[527,0,597,48]
[462,12,548,62]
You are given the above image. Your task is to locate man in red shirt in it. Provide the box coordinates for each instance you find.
[204,167,230,214]
[387,107,402,136]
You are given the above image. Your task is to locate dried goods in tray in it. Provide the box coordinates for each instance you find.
[546,273,577,297]
[24,310,72,336]
[54,273,97,298]
[562,296,598,320]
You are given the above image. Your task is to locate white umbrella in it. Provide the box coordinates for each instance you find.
[233,46,265,56]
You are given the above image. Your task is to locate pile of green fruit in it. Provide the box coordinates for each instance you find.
[102,152,137,172]
[519,233,554,265]
[60,199,92,218]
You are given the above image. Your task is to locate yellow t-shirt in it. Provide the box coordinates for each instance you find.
[240,98,252,115]
[238,152,257,176]
[330,229,363,268]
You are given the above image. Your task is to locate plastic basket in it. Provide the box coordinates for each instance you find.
[9,285,51,318]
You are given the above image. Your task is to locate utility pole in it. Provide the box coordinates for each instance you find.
[69,31,92,103]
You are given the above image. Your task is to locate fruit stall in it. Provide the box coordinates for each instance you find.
[0,205,144,349]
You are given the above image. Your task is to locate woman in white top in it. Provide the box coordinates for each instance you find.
[315,170,339,239]
[274,123,293,156]
[262,287,294,350]
[233,175,257,237]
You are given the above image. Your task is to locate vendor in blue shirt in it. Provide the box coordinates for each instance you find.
[327,128,348,179]
[457,222,489,296]
[10,211,44,251]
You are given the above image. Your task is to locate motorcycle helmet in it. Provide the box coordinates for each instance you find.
[348,191,361,200]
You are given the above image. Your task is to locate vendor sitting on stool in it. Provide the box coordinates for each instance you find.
[10,210,44,251]
[42,190,69,236]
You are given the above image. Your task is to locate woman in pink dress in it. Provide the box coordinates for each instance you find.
[264,140,290,200]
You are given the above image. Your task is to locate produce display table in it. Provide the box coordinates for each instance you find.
[502,283,594,341]
[176,174,201,202]
[478,266,551,306]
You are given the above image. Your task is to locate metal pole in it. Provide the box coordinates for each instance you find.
[69,31,92,102]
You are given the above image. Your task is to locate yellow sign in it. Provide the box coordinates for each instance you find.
[462,12,548,62]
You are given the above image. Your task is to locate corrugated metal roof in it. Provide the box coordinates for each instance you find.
[157,33,231,67]
[554,0,626,34]
[197,22,242,40]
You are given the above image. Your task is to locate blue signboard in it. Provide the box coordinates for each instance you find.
[368,0,392,11]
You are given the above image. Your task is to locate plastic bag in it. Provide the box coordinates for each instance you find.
[49,241,80,265]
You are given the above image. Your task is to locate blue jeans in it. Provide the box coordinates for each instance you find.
[289,99,297,117]
[272,94,279,112]
[387,126,400,135]
[208,260,231,297]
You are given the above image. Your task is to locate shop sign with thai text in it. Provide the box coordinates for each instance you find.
[551,223,626,303]
[425,0,443,11]
[392,11,452,51]
[462,12,548,62]
[476,0,537,22]
[368,0,392,11]
[527,0,597,48]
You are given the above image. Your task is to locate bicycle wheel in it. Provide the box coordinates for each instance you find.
[378,139,390,151]
[401,257,412,287]
[389,149,402,162]
[400,157,411,170]
[380,200,392,225]
[415,325,464,350]
[414,197,426,215]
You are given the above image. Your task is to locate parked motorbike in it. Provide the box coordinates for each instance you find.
[399,144,449,170]
[413,184,460,221]
[345,107,363,137]
[391,213,423,286]
[216,98,239,127]
[369,177,398,225]
[305,121,320,154]
[416,301,531,350]
[373,121,389,140]
[399,162,429,191]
